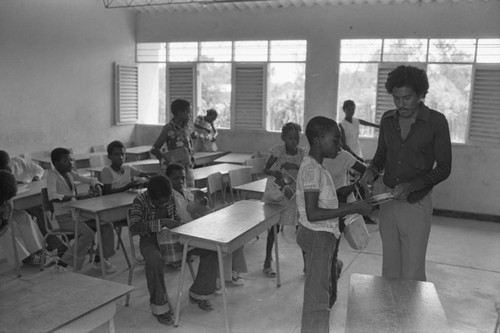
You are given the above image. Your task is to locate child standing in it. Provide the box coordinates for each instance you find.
[151,99,197,187]
[47,147,116,272]
[100,140,155,195]
[262,122,308,277]
[296,117,373,333]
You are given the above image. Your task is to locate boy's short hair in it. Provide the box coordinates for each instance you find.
[342,100,355,110]
[165,163,185,177]
[171,99,191,117]
[0,170,17,202]
[206,109,218,118]
[147,175,172,200]
[385,65,429,97]
[0,150,10,171]
[305,116,338,146]
[107,140,125,156]
[51,148,71,164]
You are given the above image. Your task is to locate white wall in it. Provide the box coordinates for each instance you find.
[0,0,137,156]
[134,1,500,216]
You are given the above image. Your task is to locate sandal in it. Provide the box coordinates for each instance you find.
[263,267,276,277]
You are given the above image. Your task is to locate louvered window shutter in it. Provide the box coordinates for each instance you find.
[233,64,266,130]
[468,66,500,145]
[167,64,196,112]
[114,63,138,125]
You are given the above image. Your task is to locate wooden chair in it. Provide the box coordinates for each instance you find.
[125,209,195,307]
[228,168,252,202]
[39,188,75,270]
[244,157,268,181]
[206,172,228,210]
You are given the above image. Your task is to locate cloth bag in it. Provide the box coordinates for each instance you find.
[163,148,190,165]
[343,213,369,250]
[261,176,289,205]
[157,227,183,263]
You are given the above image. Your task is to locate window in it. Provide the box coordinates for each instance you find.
[338,38,500,145]
[137,40,307,131]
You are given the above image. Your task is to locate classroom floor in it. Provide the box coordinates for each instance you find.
[1,211,499,333]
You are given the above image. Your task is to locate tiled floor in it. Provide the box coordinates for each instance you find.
[1,211,500,333]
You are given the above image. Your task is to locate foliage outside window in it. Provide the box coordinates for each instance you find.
[137,40,306,131]
[338,38,500,144]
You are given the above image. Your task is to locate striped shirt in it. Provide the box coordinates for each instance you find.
[129,191,181,236]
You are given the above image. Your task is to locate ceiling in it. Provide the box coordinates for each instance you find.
[103,0,486,13]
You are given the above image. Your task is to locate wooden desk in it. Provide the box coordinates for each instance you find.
[0,272,133,333]
[234,178,267,199]
[88,159,161,178]
[346,273,451,333]
[192,163,251,188]
[32,153,101,169]
[193,151,230,166]
[171,200,285,332]
[68,191,139,276]
[125,145,152,162]
[213,153,253,165]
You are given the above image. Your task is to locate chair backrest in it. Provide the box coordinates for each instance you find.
[244,157,268,180]
[89,153,109,169]
[228,168,252,202]
[126,209,144,265]
[206,172,225,210]
[41,187,56,231]
[91,145,106,153]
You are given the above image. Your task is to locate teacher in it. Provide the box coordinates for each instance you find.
[151,99,197,187]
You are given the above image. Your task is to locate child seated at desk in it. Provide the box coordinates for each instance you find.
[47,148,116,273]
[129,175,219,326]
[100,140,155,195]
[166,163,247,287]
[0,151,45,266]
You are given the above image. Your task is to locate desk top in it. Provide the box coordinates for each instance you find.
[193,151,230,166]
[0,272,133,333]
[68,191,140,214]
[87,159,159,174]
[192,163,251,180]
[13,180,45,201]
[346,273,451,333]
[213,153,253,165]
[126,145,152,155]
[234,178,267,194]
[171,200,284,252]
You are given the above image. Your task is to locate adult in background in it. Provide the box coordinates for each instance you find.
[339,99,379,162]
[151,99,197,187]
[194,108,218,152]
[362,65,452,281]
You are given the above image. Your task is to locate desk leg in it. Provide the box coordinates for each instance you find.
[9,218,22,277]
[273,224,281,288]
[73,210,80,272]
[174,239,191,327]
[108,318,115,333]
[96,216,106,277]
[217,244,230,333]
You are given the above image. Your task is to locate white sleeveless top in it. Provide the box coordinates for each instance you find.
[340,118,362,158]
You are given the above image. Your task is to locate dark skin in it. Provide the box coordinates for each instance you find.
[51,154,101,203]
[263,129,301,180]
[150,195,182,229]
[304,126,373,222]
[102,147,155,195]
[194,113,218,141]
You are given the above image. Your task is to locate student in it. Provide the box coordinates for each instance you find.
[296,116,373,333]
[166,163,246,287]
[151,99,198,187]
[0,151,45,266]
[262,122,308,277]
[194,108,218,152]
[339,100,379,161]
[129,175,218,326]
[0,170,17,238]
[100,140,155,195]
[362,65,452,281]
[47,147,116,272]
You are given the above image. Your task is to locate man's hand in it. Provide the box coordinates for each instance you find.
[353,199,374,216]
[391,183,413,200]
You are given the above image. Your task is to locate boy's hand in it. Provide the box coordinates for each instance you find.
[160,218,181,229]
[353,199,374,216]
[336,185,355,202]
